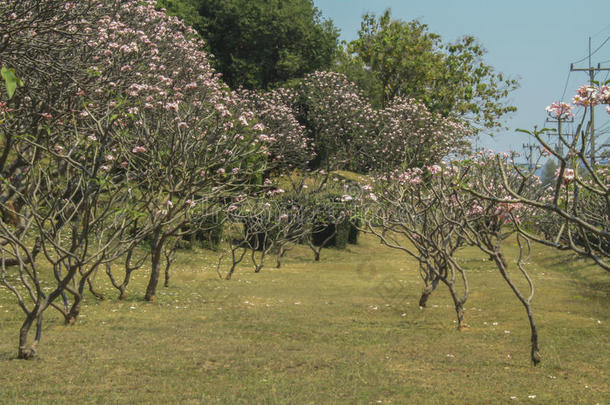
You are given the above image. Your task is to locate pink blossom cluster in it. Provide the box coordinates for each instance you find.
[545,102,574,119]
[572,85,599,107]
[284,71,469,173]
[236,88,313,170]
[571,84,610,112]
[555,168,575,184]
[1,0,272,234]
[393,168,424,185]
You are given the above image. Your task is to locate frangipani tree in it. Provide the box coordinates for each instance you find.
[0,122,149,358]
[220,169,359,279]
[359,153,544,365]
[236,88,313,173]
[284,71,374,171]
[361,163,471,328]
[368,97,470,172]
[467,87,609,272]
[456,153,542,365]
[278,71,469,173]
[0,0,144,358]
[70,0,271,301]
[0,0,273,357]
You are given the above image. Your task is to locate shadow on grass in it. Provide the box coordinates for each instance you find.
[537,251,610,298]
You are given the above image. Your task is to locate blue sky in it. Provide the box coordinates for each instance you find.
[313,0,610,156]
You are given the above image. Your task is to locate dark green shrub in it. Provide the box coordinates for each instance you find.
[348,218,360,245]
[181,214,225,251]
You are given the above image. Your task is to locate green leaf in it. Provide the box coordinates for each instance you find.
[1,66,24,99]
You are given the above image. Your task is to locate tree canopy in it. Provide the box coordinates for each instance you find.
[158,0,339,90]
[339,9,519,133]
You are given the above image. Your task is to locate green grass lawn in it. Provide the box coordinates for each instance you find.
[0,234,608,404]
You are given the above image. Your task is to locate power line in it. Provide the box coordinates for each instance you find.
[570,35,610,65]
[592,23,610,38]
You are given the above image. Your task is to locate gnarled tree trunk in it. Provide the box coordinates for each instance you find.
[145,230,165,301]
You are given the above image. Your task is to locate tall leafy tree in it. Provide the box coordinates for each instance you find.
[332,43,385,109]
[160,0,339,90]
[157,0,203,30]
[342,9,518,133]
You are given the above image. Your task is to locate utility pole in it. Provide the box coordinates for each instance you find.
[472,134,483,154]
[545,116,574,157]
[522,142,537,171]
[570,37,610,166]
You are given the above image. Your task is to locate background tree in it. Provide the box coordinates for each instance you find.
[332,43,385,109]
[161,0,339,90]
[343,9,518,132]
[236,87,313,173]
[540,159,557,187]
[156,0,202,31]
[279,71,468,172]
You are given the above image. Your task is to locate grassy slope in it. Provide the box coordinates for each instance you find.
[0,234,608,404]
